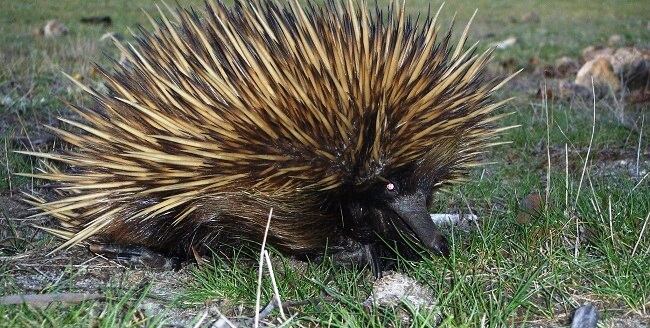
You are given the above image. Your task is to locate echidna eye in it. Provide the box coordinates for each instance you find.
[386,183,395,191]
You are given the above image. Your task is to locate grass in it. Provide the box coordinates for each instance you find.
[1,0,649,326]
[0,278,167,327]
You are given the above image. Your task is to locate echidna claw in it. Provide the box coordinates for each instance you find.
[323,242,383,277]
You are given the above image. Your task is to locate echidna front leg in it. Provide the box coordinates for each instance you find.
[335,244,382,277]
[320,236,383,277]
[88,243,182,270]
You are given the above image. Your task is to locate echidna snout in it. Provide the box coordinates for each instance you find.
[385,190,450,257]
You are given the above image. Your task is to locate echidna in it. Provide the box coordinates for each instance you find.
[22,0,513,271]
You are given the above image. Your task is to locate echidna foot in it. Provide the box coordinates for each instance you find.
[89,243,181,270]
[321,242,382,277]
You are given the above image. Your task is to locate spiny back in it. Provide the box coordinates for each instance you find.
[22,0,512,263]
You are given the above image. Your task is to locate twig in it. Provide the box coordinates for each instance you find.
[459,192,485,249]
[211,307,237,328]
[631,211,649,256]
[544,80,551,212]
[608,196,615,247]
[574,80,597,208]
[565,143,569,210]
[258,300,277,320]
[263,250,286,319]
[635,115,644,176]
[632,172,649,191]
[254,208,274,328]
[0,293,104,307]
[260,296,331,318]
[254,297,325,327]
[192,309,209,328]
[4,137,11,195]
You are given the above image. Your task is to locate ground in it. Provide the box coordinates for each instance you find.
[1,0,649,327]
